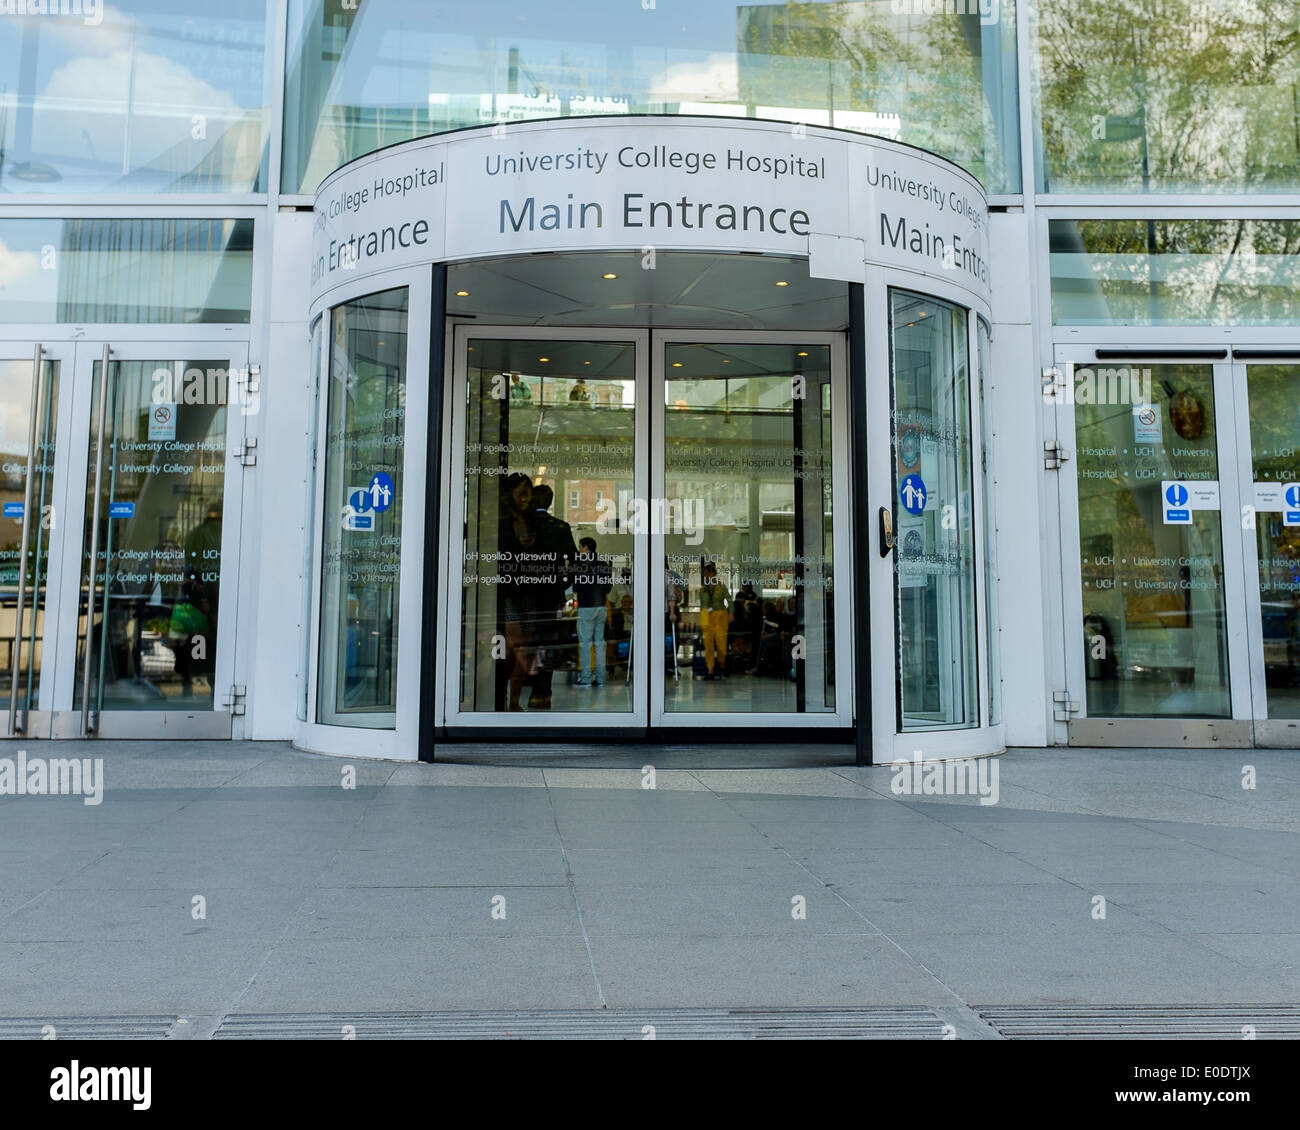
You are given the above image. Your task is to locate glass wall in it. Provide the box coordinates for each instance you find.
[284,0,1020,194]
[0,219,255,324]
[1034,0,1300,194]
[0,1,272,194]
[663,342,836,714]
[457,338,638,715]
[889,291,978,730]
[1073,364,1230,718]
[1246,364,1300,719]
[1050,220,1300,327]
[318,288,408,725]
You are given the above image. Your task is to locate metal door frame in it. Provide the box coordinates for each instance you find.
[649,329,853,730]
[1053,344,1254,748]
[442,324,652,730]
[41,339,250,739]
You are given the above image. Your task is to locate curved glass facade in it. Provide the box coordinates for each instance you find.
[284,0,1020,195]
[0,1,272,194]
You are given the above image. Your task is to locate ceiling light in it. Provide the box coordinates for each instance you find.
[797,351,808,357]
[602,273,618,280]
[672,362,684,368]
[584,361,591,365]
[455,290,469,297]
[538,357,550,362]
[775,280,789,287]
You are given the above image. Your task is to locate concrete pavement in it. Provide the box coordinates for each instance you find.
[1,741,1298,1038]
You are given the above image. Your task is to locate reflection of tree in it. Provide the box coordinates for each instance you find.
[1059,218,1300,323]
[737,2,1008,187]
[1037,0,1300,191]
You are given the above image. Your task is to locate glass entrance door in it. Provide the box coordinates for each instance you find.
[47,342,249,738]
[1056,351,1253,743]
[1238,360,1300,745]
[444,327,851,731]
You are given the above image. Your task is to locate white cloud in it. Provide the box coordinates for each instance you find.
[648,53,740,102]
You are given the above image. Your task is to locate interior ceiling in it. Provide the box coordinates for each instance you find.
[447,251,849,331]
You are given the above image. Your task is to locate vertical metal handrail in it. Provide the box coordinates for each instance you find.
[7,345,44,737]
[80,346,112,737]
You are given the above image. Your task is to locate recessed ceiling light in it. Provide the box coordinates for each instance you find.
[797,351,808,357]
[602,273,618,280]
[377,340,386,346]
[538,357,550,362]
[672,362,684,368]
[722,359,730,364]
[584,361,592,365]
[918,309,927,317]
[455,290,469,297]
[775,280,789,287]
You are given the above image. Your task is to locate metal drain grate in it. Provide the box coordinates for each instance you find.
[0,1016,177,1040]
[977,1005,1300,1040]
[215,1007,946,1040]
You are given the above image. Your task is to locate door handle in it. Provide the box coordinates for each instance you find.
[879,506,895,557]
[81,344,112,737]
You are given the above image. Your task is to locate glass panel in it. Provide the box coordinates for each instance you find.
[977,317,1000,725]
[318,290,408,724]
[890,291,977,730]
[0,1,271,193]
[284,0,1019,195]
[1034,0,1300,193]
[0,219,254,324]
[459,339,636,714]
[0,357,59,718]
[663,342,835,715]
[74,360,229,713]
[1074,364,1230,717]
[1246,364,1300,719]
[1050,220,1300,328]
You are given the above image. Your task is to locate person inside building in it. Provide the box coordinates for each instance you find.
[698,560,733,680]
[523,482,578,709]
[572,536,612,687]
[498,472,537,711]
[568,378,591,404]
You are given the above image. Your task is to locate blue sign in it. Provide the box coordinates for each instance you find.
[1163,482,1190,525]
[109,501,135,519]
[899,474,927,515]
[367,472,395,513]
[3,501,23,519]
[1286,484,1300,526]
[348,473,396,515]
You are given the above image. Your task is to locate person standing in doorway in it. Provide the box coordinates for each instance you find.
[572,536,612,687]
[698,560,733,680]
[525,483,578,709]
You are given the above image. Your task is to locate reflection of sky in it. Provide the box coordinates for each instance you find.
[0,220,62,321]
[0,1,269,189]
[289,0,848,104]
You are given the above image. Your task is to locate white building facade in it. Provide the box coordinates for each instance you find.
[2,1,1297,761]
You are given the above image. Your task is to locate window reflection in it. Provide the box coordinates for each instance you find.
[1035,0,1300,193]
[0,1,270,194]
[285,0,1019,194]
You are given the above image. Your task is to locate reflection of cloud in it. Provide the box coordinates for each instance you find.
[34,48,247,177]
[35,3,133,53]
[649,54,739,102]
[0,240,41,289]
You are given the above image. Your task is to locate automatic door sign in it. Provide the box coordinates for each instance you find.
[109,501,135,519]
[900,474,927,515]
[1163,481,1191,525]
[3,501,23,519]
[1162,480,1220,525]
[1286,483,1300,526]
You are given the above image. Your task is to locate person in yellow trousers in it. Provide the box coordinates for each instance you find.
[698,561,733,680]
